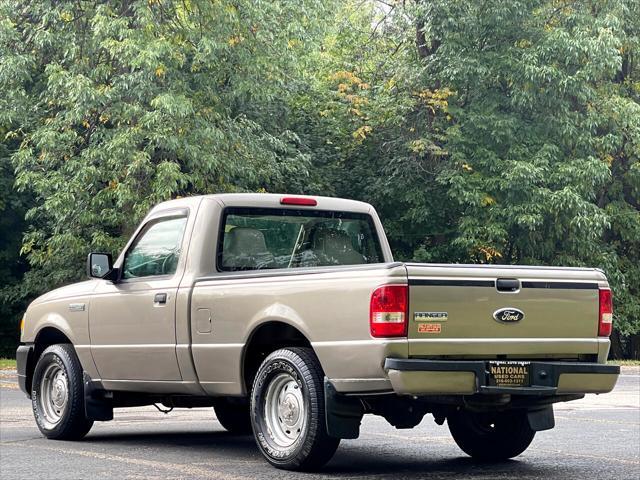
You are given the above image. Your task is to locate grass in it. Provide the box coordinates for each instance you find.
[608,359,640,366]
[0,358,16,369]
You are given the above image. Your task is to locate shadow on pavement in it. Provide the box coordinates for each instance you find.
[79,429,564,478]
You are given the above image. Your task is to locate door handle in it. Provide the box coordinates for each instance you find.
[154,293,167,304]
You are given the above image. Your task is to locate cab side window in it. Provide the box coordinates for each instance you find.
[122,216,187,279]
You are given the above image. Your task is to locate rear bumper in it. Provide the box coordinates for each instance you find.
[384,358,619,396]
[16,344,34,397]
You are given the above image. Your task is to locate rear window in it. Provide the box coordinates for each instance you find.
[218,207,383,271]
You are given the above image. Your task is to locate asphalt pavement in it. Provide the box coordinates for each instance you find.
[1,368,638,479]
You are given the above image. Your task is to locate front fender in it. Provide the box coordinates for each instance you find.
[22,298,97,379]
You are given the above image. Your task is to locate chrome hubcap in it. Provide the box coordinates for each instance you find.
[39,363,68,428]
[264,373,306,448]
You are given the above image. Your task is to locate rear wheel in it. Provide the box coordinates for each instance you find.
[448,409,535,461]
[31,344,93,440]
[213,398,252,434]
[250,347,340,471]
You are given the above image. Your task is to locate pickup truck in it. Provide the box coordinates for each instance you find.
[16,193,620,471]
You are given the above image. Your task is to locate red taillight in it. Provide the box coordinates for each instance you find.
[280,196,317,206]
[598,288,613,337]
[370,285,408,338]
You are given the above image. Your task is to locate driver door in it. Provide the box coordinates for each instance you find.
[89,213,188,382]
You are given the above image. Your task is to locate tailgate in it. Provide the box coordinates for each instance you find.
[406,263,608,359]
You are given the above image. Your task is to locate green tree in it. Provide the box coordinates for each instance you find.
[415,0,639,355]
[0,146,30,355]
[293,0,639,355]
[1,0,638,357]
[594,0,640,356]
[0,0,334,295]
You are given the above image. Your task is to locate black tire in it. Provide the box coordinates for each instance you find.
[31,344,93,440]
[447,409,535,461]
[250,347,340,471]
[213,398,252,434]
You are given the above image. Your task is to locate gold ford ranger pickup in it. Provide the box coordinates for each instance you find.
[16,194,619,470]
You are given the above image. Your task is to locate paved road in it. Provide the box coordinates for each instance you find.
[1,369,638,479]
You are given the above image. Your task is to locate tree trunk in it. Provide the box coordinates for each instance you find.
[628,334,640,360]
[609,329,625,359]
[416,20,440,59]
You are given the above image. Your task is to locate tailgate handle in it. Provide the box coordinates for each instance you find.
[496,278,520,292]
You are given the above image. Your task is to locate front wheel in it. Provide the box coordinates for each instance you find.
[250,347,340,471]
[31,344,93,440]
[447,409,535,461]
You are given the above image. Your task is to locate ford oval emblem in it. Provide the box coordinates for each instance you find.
[493,307,525,323]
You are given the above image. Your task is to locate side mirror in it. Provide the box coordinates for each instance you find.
[87,253,118,281]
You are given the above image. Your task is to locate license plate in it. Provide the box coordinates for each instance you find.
[488,361,531,387]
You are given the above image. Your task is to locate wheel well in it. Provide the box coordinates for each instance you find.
[25,327,73,393]
[34,327,72,357]
[242,322,312,393]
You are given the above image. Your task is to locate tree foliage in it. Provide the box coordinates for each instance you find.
[1,0,338,296]
[292,0,639,355]
[1,0,638,357]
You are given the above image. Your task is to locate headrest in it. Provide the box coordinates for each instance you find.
[313,228,354,253]
[224,227,269,254]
